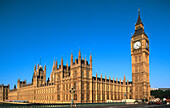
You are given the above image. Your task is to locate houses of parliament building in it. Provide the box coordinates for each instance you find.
[0,10,150,103]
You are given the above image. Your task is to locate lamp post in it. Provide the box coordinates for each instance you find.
[70,86,75,106]
[124,93,127,103]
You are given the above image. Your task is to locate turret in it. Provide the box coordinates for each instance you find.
[44,65,46,84]
[123,75,126,85]
[96,73,97,80]
[17,79,20,89]
[116,78,118,84]
[34,65,36,71]
[56,59,58,69]
[37,63,39,69]
[61,57,63,67]
[119,78,121,84]
[71,53,73,66]
[67,61,68,70]
[78,49,81,64]
[85,56,87,65]
[89,53,92,78]
[101,74,102,82]
[109,76,111,83]
[90,53,92,68]
[52,58,55,71]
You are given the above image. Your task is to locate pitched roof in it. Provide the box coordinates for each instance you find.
[132,28,148,38]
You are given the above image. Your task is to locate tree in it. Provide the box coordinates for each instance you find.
[151,90,170,99]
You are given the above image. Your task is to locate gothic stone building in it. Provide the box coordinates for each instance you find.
[1,10,150,103]
[0,84,9,101]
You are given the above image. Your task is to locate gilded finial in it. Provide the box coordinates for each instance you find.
[138,8,140,15]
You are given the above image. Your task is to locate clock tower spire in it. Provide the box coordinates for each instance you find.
[131,9,150,100]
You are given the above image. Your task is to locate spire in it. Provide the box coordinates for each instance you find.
[132,9,147,37]
[37,63,39,69]
[124,74,126,80]
[85,55,87,65]
[61,57,63,66]
[71,53,73,65]
[78,49,81,57]
[44,65,46,71]
[135,8,143,26]
[90,53,92,67]
[78,49,81,63]
[53,58,55,69]
[66,61,68,67]
[56,59,57,69]
[66,61,68,70]
[34,65,36,71]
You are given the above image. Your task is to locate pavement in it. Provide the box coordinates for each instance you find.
[78,104,170,108]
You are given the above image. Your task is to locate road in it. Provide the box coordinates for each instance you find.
[78,104,170,108]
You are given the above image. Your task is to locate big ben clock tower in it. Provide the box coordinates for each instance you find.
[131,9,150,100]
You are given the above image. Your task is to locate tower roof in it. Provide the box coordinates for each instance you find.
[135,9,144,26]
[132,9,148,38]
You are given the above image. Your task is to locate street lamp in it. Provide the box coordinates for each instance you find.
[124,93,127,103]
[70,86,75,106]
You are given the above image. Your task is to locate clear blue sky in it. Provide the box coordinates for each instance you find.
[0,0,170,89]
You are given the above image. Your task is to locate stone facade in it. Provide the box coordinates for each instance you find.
[0,84,9,101]
[131,10,150,100]
[7,51,133,103]
[2,10,150,103]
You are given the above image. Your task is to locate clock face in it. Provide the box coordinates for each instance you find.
[146,42,149,49]
[133,41,141,49]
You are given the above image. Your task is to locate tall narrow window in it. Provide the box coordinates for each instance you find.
[139,56,141,62]
[74,94,77,100]
[87,94,89,101]
[135,66,138,72]
[81,70,84,78]
[57,94,60,100]
[135,56,137,63]
[74,71,77,77]
[82,83,84,90]
[93,83,95,90]
[57,74,60,80]
[57,84,60,91]
[74,82,77,90]
[87,71,89,78]
[87,83,89,90]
